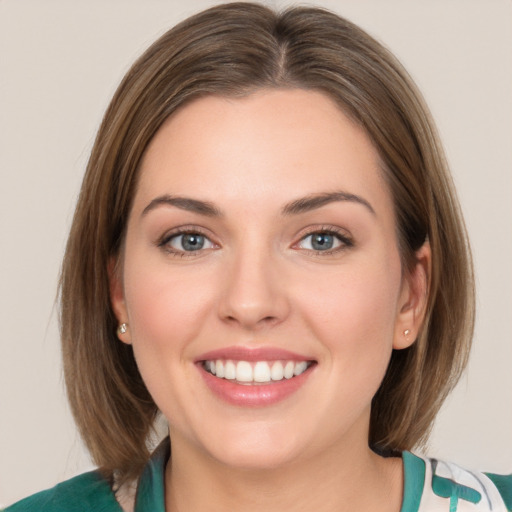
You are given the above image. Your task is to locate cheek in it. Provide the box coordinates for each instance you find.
[121,258,221,424]
[122,255,217,364]
[296,252,402,370]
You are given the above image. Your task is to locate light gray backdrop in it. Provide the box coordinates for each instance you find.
[1,0,511,506]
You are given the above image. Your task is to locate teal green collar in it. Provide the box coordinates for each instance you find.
[134,437,169,512]
[400,451,426,512]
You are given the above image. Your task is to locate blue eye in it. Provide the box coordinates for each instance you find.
[167,232,214,252]
[298,231,350,252]
[310,233,336,250]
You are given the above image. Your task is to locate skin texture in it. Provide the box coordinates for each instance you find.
[111,89,430,512]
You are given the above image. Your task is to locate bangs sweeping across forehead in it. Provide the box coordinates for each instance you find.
[60,2,474,484]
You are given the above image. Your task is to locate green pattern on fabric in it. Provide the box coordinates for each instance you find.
[430,459,481,512]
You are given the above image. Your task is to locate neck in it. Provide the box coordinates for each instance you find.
[164,431,403,512]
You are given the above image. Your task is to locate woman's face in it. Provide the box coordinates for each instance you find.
[112,89,428,470]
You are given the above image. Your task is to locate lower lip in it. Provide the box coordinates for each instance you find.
[198,364,315,407]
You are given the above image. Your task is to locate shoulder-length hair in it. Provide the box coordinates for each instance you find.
[60,1,474,484]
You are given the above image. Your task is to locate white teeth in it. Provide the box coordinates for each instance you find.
[270,361,284,381]
[254,361,271,383]
[204,359,311,383]
[284,361,295,379]
[236,361,253,382]
[224,360,236,380]
[294,361,308,376]
[207,360,216,375]
[215,360,225,378]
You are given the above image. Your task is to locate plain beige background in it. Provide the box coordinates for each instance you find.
[1,0,511,506]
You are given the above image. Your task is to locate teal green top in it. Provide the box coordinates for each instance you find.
[4,440,512,511]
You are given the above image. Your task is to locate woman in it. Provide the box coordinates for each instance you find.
[4,3,511,511]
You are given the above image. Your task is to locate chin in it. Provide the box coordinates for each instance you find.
[212,444,299,471]
[198,424,305,471]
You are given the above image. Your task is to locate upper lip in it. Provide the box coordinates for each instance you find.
[195,346,314,363]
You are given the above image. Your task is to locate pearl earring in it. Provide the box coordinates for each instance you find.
[403,329,411,336]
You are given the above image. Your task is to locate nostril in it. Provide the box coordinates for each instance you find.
[223,314,279,328]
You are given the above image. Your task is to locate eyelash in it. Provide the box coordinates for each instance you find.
[294,225,354,255]
[157,225,353,258]
[158,226,216,258]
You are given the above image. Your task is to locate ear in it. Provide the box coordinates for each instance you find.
[393,241,431,350]
[108,258,132,344]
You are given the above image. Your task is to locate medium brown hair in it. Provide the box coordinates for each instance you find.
[60,2,474,483]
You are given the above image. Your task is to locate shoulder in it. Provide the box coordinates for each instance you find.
[404,451,512,512]
[3,470,122,512]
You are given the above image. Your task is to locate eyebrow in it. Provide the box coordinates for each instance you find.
[141,195,223,217]
[281,191,375,216]
[141,190,375,218]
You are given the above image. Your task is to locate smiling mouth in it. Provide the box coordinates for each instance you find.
[202,359,315,384]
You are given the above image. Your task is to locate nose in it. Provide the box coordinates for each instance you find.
[217,245,290,330]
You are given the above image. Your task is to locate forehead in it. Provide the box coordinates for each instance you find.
[135,89,393,218]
